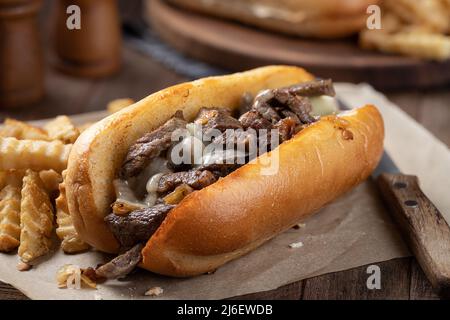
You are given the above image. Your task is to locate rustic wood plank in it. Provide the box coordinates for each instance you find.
[0,56,448,301]
[230,281,303,300]
[410,259,441,300]
[416,90,450,146]
[147,0,450,90]
[387,90,450,147]
[0,283,28,300]
[387,92,423,122]
[1,0,449,300]
[377,173,450,297]
[301,259,411,300]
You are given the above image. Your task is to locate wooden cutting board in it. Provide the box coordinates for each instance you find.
[147,0,450,90]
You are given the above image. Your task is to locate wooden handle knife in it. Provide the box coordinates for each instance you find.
[374,154,450,297]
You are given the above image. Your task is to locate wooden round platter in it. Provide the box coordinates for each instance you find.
[147,0,450,90]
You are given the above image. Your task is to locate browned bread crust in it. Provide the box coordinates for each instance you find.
[164,0,381,38]
[66,66,316,253]
[66,66,384,276]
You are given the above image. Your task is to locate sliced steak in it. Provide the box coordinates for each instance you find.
[284,79,335,97]
[274,118,298,142]
[212,129,258,148]
[280,110,301,124]
[121,111,187,179]
[274,94,317,125]
[195,108,242,136]
[239,111,273,130]
[198,163,241,177]
[95,243,144,279]
[105,204,175,249]
[252,90,281,124]
[157,170,217,193]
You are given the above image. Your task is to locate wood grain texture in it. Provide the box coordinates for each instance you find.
[410,259,440,300]
[0,0,449,300]
[229,281,303,300]
[52,0,122,78]
[147,0,450,90]
[377,174,450,297]
[302,259,411,300]
[0,0,44,108]
[0,282,28,300]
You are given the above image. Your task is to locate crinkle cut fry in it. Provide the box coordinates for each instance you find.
[0,137,71,173]
[18,170,54,263]
[0,171,24,252]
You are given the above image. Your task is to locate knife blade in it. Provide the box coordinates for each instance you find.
[339,99,450,297]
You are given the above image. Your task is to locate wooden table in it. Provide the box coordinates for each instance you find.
[0,1,449,300]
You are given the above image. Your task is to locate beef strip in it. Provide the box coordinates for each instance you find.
[212,128,258,148]
[195,108,242,136]
[95,243,144,279]
[280,110,301,124]
[249,79,335,126]
[274,118,298,142]
[283,79,335,97]
[252,100,280,124]
[197,163,241,177]
[239,110,273,130]
[105,204,175,249]
[120,111,187,179]
[273,93,316,124]
[157,170,217,193]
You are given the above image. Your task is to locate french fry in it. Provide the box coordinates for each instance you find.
[107,98,135,114]
[0,137,72,172]
[0,118,50,141]
[56,171,89,253]
[0,171,24,252]
[360,0,450,60]
[0,169,25,190]
[383,0,449,34]
[0,186,22,252]
[44,116,80,144]
[380,12,403,33]
[361,28,450,61]
[18,170,54,263]
[39,170,62,199]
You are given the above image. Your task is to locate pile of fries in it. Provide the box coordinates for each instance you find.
[360,0,450,61]
[0,98,134,269]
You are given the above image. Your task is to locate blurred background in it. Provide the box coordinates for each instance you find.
[0,0,449,144]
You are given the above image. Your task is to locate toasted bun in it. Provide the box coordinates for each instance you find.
[165,0,381,38]
[66,66,384,277]
[66,66,316,253]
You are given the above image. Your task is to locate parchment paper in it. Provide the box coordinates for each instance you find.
[1,84,449,300]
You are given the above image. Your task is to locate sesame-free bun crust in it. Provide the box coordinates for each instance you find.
[66,66,384,276]
[165,0,381,38]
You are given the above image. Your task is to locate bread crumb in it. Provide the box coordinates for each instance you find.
[17,262,32,272]
[145,287,163,297]
[289,241,304,249]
